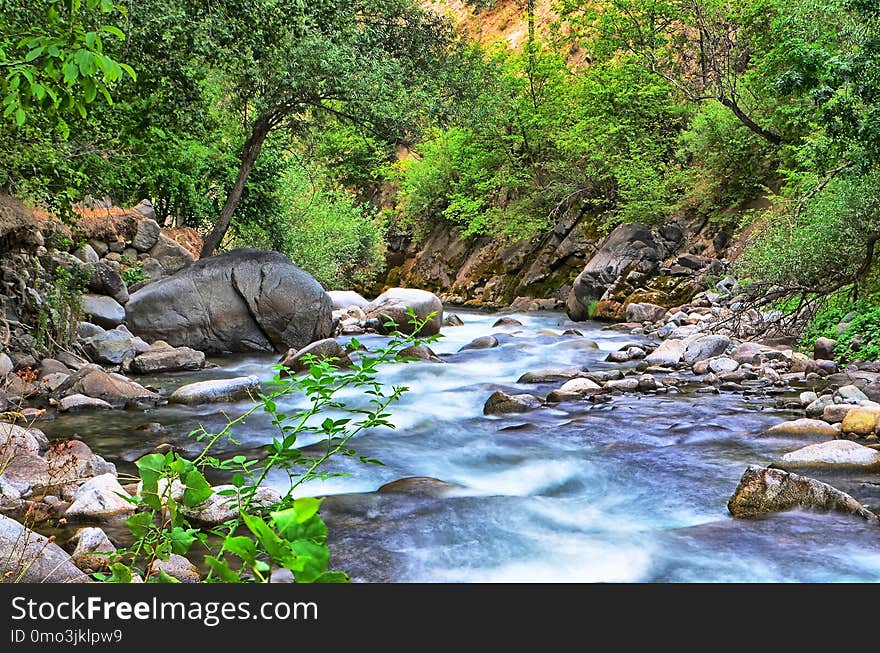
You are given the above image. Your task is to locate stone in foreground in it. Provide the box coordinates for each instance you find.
[170,376,260,405]
[65,474,135,519]
[727,465,875,520]
[0,514,88,582]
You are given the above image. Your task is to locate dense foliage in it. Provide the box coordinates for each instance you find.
[4,0,880,333]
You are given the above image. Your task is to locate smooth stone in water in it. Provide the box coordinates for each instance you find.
[59,394,114,412]
[0,514,88,582]
[683,335,731,365]
[279,338,352,373]
[823,403,853,424]
[841,407,880,435]
[327,290,369,310]
[492,317,522,328]
[147,554,201,583]
[517,368,585,384]
[364,288,443,336]
[443,314,464,327]
[483,391,541,415]
[727,465,875,520]
[765,419,838,438]
[774,440,880,469]
[645,339,685,366]
[170,376,260,405]
[459,335,500,351]
[130,346,206,374]
[378,477,459,497]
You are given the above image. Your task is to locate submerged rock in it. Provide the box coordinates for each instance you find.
[398,344,442,362]
[517,368,585,384]
[483,391,541,415]
[279,338,352,373]
[378,477,460,497]
[492,317,522,327]
[443,314,464,327]
[459,335,499,351]
[170,376,260,405]
[727,465,875,520]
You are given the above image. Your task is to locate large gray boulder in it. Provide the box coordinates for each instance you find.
[0,514,89,582]
[126,249,331,353]
[132,218,161,252]
[625,302,667,323]
[81,328,149,365]
[683,335,731,365]
[364,288,443,336]
[65,473,135,519]
[773,440,880,470]
[727,465,876,520]
[566,223,664,321]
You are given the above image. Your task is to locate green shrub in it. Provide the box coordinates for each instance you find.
[801,298,880,363]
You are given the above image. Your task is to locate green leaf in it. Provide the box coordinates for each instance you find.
[242,513,299,568]
[101,25,125,39]
[124,511,153,538]
[314,570,350,583]
[205,556,241,583]
[105,563,133,583]
[182,468,213,506]
[25,47,43,62]
[14,107,25,126]
[170,526,197,555]
[290,540,329,583]
[148,569,180,584]
[222,535,257,566]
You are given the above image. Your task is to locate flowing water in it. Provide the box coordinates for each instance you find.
[41,310,880,582]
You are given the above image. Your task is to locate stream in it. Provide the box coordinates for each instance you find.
[41,309,880,582]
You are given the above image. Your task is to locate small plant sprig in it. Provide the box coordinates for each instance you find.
[100,309,439,583]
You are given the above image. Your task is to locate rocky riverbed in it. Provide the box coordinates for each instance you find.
[5,302,880,582]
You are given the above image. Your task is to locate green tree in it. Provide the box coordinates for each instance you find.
[195,0,462,257]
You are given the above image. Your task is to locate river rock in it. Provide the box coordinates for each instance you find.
[40,358,71,377]
[0,423,42,464]
[708,357,739,374]
[70,527,116,571]
[566,223,663,321]
[378,477,459,497]
[87,262,129,304]
[81,328,146,364]
[59,394,114,412]
[0,454,50,500]
[130,346,206,374]
[0,353,12,377]
[765,419,839,437]
[773,440,880,470]
[364,288,443,336]
[82,294,125,329]
[814,337,837,361]
[729,341,773,365]
[727,465,875,520]
[517,368,585,384]
[606,346,646,363]
[806,395,833,417]
[327,290,369,309]
[44,440,116,494]
[132,218,161,252]
[77,321,105,340]
[605,377,640,392]
[841,407,880,435]
[65,473,135,519]
[0,514,89,582]
[790,352,820,375]
[493,317,522,327]
[147,554,201,582]
[483,391,541,415]
[126,249,331,353]
[837,385,869,404]
[559,377,603,396]
[170,376,260,405]
[184,485,281,526]
[279,339,352,373]
[443,314,464,327]
[823,403,854,424]
[459,335,499,351]
[57,366,159,408]
[799,391,818,407]
[625,302,667,323]
[645,339,686,366]
[683,335,731,365]
[398,344,442,362]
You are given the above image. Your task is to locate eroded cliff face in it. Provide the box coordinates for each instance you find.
[380,209,734,317]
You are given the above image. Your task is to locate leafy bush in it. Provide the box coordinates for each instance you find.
[801,298,880,363]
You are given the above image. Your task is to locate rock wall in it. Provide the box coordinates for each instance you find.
[382,208,732,316]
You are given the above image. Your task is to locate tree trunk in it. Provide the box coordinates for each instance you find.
[718,97,782,145]
[200,114,273,258]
